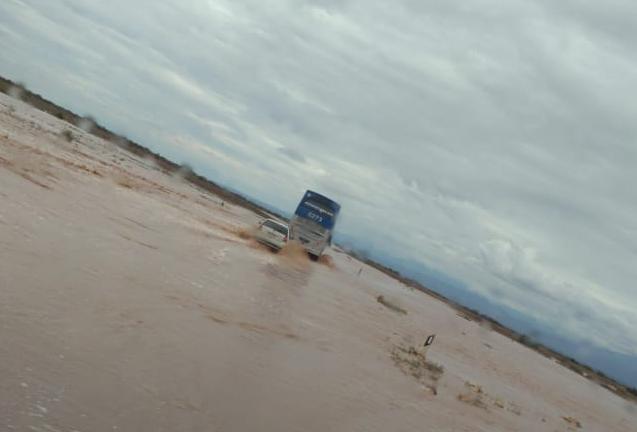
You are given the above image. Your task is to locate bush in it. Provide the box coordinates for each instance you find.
[60,129,74,142]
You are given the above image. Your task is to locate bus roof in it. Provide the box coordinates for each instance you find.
[303,190,341,213]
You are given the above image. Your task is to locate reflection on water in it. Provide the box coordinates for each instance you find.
[211,243,317,431]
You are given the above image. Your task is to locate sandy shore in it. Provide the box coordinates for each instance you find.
[1,92,635,431]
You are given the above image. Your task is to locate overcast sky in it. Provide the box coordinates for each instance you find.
[1,0,636,377]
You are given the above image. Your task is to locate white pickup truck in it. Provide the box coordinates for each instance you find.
[254,218,289,251]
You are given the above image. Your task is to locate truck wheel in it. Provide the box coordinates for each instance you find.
[308,253,319,262]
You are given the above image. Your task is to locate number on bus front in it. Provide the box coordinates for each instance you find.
[307,211,323,223]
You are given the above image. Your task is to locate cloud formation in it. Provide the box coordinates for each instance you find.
[1,1,636,365]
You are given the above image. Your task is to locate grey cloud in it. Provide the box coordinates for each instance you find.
[277,146,307,163]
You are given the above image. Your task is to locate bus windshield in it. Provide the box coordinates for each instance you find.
[294,191,340,229]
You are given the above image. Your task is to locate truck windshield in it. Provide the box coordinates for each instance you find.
[263,220,288,235]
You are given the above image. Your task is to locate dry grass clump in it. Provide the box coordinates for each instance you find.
[457,381,523,415]
[377,295,407,315]
[457,381,489,409]
[114,175,138,189]
[60,129,74,142]
[562,416,582,429]
[391,345,444,394]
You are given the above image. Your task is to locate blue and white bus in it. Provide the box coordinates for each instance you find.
[289,190,341,260]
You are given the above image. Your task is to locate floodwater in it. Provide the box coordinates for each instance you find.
[1,92,635,431]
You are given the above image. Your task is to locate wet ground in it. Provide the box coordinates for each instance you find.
[1,92,635,431]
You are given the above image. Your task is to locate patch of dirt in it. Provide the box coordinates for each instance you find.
[69,147,107,165]
[55,157,103,178]
[113,174,143,190]
[1,136,104,188]
[109,165,174,197]
[391,345,444,394]
[562,416,582,429]
[457,382,489,410]
[377,295,408,315]
[457,381,523,415]
[456,311,475,322]
[0,152,55,189]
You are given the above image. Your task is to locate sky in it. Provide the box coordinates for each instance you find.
[1,0,636,385]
